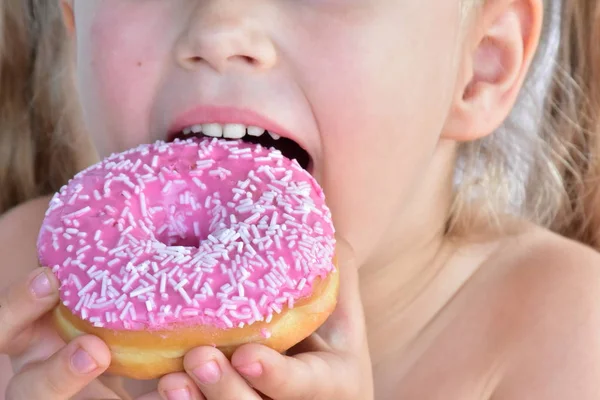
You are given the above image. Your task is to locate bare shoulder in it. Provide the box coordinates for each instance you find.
[488,226,600,399]
[0,196,52,289]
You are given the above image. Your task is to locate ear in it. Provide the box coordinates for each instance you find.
[442,0,543,141]
[60,0,76,34]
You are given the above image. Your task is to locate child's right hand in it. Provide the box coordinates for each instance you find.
[1,267,122,399]
[0,267,210,400]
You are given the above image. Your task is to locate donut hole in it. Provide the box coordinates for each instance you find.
[154,210,209,248]
[161,233,201,248]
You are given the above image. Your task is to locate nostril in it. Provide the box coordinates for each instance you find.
[240,55,256,64]
[183,55,259,69]
[228,54,260,67]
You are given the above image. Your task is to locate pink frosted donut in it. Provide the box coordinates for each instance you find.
[37,137,338,379]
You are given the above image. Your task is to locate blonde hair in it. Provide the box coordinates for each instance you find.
[545,0,600,248]
[0,0,91,214]
[1,0,598,250]
[450,0,600,252]
[450,0,581,237]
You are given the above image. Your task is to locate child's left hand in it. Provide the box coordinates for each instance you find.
[158,238,373,400]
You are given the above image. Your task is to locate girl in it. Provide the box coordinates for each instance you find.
[2,0,600,399]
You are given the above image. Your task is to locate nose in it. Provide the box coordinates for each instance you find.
[175,3,277,73]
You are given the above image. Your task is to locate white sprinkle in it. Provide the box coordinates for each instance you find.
[221,315,234,328]
[182,309,199,317]
[64,206,91,220]
[145,299,155,312]
[108,244,129,255]
[119,302,133,320]
[196,160,214,169]
[70,274,83,290]
[74,295,86,312]
[122,226,133,237]
[160,273,167,293]
[78,280,96,296]
[259,294,268,307]
[192,273,203,291]
[250,299,262,321]
[122,273,139,292]
[271,303,282,314]
[175,304,183,318]
[86,265,98,277]
[108,259,120,267]
[76,245,91,255]
[162,181,173,194]
[88,299,115,309]
[130,285,154,298]
[174,278,189,291]
[203,282,214,297]
[178,287,192,305]
[129,304,137,320]
[297,278,307,291]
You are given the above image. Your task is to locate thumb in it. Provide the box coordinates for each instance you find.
[318,234,367,353]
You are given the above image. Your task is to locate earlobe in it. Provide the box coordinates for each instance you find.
[60,0,76,34]
[442,0,543,142]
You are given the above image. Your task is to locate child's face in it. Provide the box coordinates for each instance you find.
[70,1,465,263]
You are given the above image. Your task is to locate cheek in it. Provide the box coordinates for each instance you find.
[295,5,461,253]
[74,5,172,153]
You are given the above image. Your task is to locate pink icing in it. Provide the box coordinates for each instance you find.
[37,137,335,331]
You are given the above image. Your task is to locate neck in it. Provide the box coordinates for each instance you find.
[359,141,467,364]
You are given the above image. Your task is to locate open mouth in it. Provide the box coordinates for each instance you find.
[168,124,312,172]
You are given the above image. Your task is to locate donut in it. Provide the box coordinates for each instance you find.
[37,137,338,380]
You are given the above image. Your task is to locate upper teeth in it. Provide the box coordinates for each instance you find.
[181,123,281,140]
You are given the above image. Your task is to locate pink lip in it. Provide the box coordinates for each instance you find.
[167,106,304,147]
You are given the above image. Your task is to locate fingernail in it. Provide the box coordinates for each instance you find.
[30,270,53,298]
[166,388,191,400]
[236,362,263,378]
[192,360,221,384]
[71,347,98,374]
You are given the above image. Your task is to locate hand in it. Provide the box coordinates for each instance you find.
[165,237,374,400]
[1,267,125,399]
[0,267,211,400]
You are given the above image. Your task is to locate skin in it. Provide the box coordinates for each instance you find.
[2,0,600,399]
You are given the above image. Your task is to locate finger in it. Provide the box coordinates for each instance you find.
[232,343,354,400]
[320,235,366,352]
[5,334,110,400]
[135,392,164,400]
[0,268,59,353]
[183,347,261,400]
[154,372,205,400]
[9,314,64,372]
